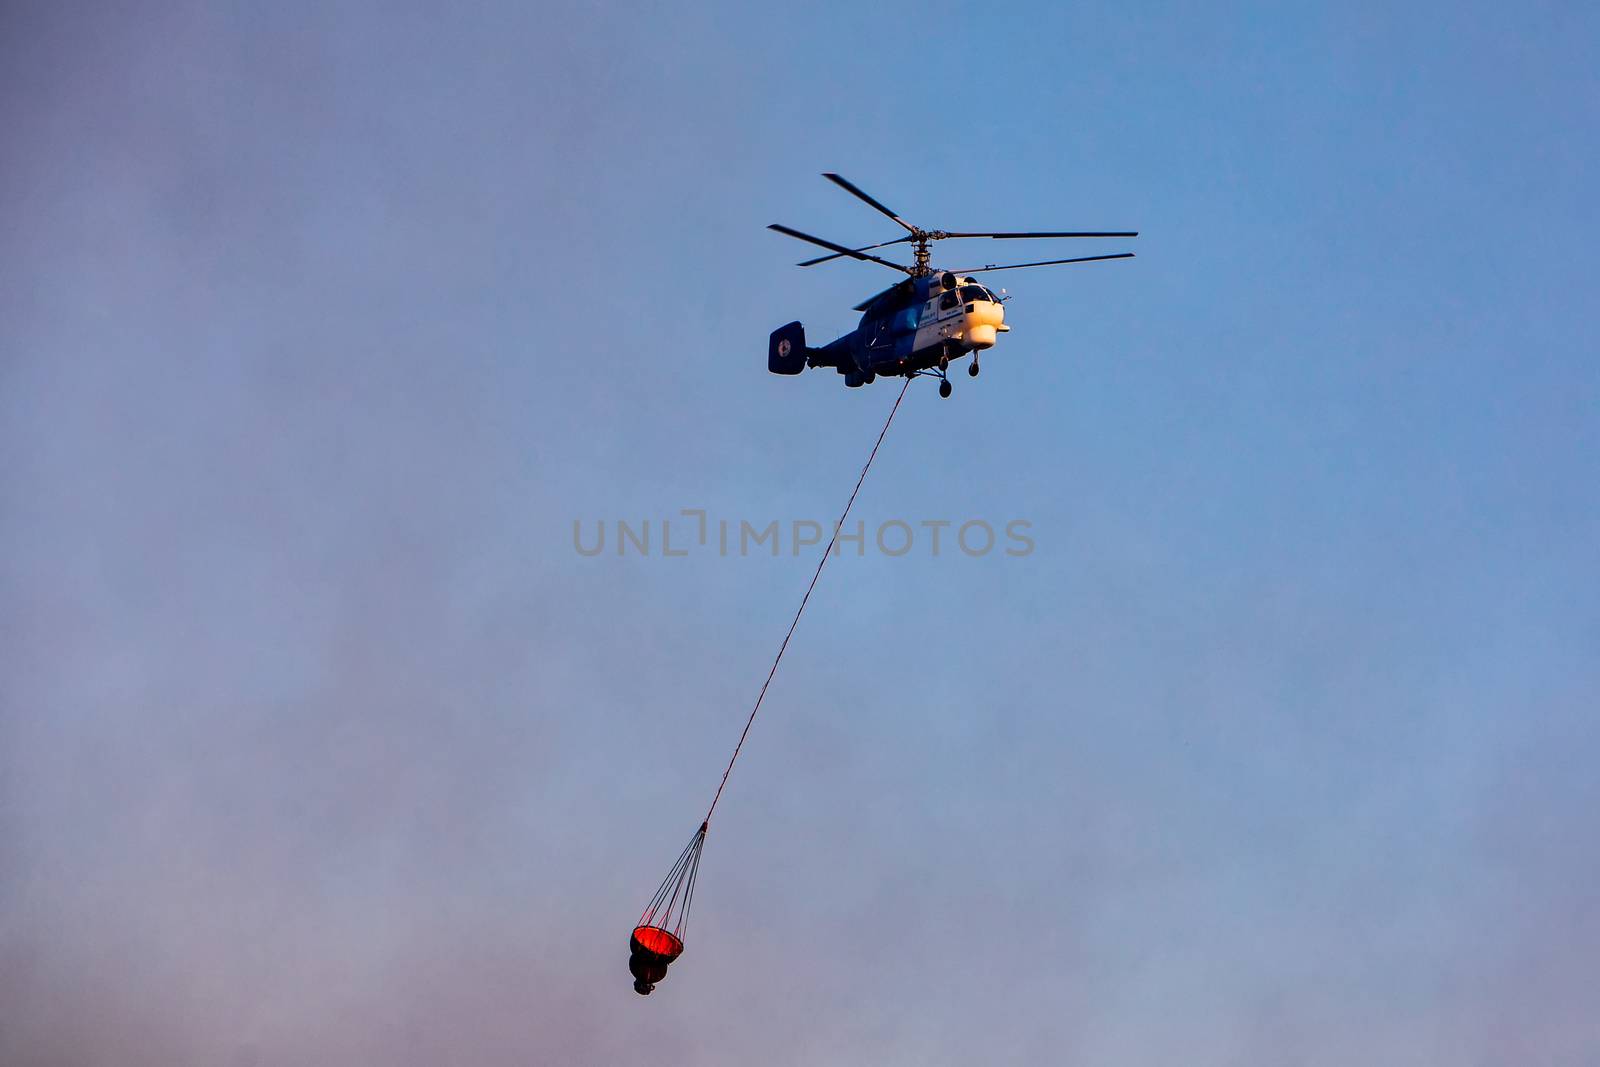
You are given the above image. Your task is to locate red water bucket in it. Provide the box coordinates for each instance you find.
[629,925,685,995]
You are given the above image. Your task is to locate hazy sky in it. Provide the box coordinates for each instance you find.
[3,3,1597,1064]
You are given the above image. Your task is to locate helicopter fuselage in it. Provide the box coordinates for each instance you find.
[768,272,1008,388]
[766,172,1134,396]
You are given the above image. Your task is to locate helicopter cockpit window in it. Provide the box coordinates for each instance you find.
[959,285,992,304]
[939,290,960,311]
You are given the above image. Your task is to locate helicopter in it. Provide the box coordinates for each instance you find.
[767,173,1137,398]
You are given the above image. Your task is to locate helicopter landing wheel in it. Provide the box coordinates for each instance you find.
[968,360,980,377]
[939,379,952,399]
[938,353,949,372]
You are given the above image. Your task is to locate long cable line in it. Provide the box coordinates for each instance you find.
[703,376,912,826]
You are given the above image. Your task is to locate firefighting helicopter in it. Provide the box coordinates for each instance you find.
[767,173,1137,398]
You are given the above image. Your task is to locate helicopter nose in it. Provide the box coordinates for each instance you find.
[965,298,1005,350]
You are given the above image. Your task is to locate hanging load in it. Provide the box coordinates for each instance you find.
[629,823,705,995]
[626,375,912,997]
[628,926,683,995]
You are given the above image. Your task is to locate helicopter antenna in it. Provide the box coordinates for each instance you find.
[769,173,1137,277]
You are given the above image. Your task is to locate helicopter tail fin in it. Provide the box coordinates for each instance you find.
[768,321,808,375]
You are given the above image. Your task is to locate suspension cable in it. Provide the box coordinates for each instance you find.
[703,377,912,826]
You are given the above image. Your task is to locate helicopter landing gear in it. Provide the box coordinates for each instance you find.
[909,357,957,398]
[968,357,980,378]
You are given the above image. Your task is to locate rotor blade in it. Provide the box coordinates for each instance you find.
[796,235,914,267]
[952,252,1136,273]
[768,224,912,273]
[941,231,1139,239]
[822,173,918,234]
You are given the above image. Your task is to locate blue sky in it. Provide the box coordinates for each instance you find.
[3,3,1597,1064]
